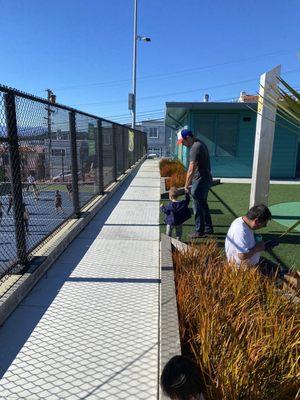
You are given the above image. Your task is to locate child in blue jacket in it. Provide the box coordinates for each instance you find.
[161,186,191,241]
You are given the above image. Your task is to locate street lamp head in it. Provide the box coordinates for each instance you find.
[138,36,151,42]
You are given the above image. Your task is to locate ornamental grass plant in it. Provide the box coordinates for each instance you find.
[159,159,185,178]
[166,171,187,190]
[159,158,174,170]
[173,240,300,400]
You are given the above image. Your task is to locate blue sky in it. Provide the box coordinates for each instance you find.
[1,0,299,123]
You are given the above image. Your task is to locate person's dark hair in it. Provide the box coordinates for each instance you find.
[246,204,272,223]
[169,186,179,200]
[160,355,203,400]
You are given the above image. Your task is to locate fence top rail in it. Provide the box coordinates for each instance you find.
[0,84,146,135]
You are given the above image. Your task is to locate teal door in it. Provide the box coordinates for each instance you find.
[192,113,239,176]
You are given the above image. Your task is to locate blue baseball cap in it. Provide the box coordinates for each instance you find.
[177,129,193,145]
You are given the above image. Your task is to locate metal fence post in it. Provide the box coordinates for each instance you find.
[140,133,142,159]
[112,124,117,181]
[136,131,139,162]
[69,111,80,217]
[133,130,137,164]
[4,93,27,265]
[144,133,147,156]
[142,133,145,157]
[132,130,135,167]
[96,119,104,194]
[136,131,139,161]
[122,127,127,174]
[129,130,133,168]
[125,128,130,170]
[137,131,140,161]
[138,132,141,159]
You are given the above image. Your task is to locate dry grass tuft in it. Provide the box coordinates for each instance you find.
[159,158,174,170]
[159,159,185,178]
[166,171,187,190]
[173,241,300,400]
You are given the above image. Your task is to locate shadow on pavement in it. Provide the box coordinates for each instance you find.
[0,167,139,378]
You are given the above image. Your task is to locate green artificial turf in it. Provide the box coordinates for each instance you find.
[160,183,300,271]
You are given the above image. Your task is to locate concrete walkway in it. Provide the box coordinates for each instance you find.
[0,160,161,399]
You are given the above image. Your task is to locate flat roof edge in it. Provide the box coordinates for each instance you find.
[165,102,258,109]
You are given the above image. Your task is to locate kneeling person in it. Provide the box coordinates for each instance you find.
[225,204,279,275]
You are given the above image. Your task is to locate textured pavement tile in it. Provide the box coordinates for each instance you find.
[105,202,159,225]
[0,160,161,399]
[97,225,159,241]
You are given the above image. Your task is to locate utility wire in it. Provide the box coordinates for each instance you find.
[70,68,300,107]
[39,48,298,93]
[115,87,300,127]
[108,96,244,124]
[103,94,242,121]
[104,108,164,119]
[71,78,258,107]
[107,112,165,121]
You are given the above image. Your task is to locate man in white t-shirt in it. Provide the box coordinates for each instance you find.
[225,204,278,268]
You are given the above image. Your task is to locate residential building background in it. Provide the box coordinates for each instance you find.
[134,119,173,157]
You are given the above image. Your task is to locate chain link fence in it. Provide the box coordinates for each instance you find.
[0,85,147,287]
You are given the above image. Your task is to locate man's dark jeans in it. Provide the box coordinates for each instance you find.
[191,178,213,234]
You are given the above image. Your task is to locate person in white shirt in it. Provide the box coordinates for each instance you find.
[225,204,280,274]
[26,174,36,192]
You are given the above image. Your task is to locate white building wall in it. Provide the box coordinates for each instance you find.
[138,119,172,156]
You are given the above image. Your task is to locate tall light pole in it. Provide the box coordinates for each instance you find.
[130,0,150,130]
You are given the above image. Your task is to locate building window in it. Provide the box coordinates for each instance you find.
[53,131,69,140]
[103,134,111,146]
[52,149,66,156]
[148,127,158,138]
[148,147,161,155]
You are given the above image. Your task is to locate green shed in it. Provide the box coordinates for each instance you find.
[165,102,299,179]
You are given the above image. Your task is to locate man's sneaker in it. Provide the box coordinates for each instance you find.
[188,231,206,240]
[279,266,289,279]
[204,228,214,235]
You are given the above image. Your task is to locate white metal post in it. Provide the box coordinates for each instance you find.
[249,65,281,207]
[131,0,137,130]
